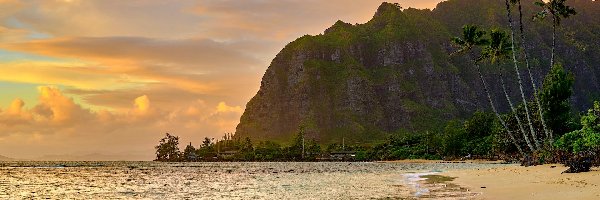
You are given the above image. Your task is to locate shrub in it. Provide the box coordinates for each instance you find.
[555,101,600,153]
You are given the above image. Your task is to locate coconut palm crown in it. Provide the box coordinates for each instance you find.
[451,25,489,57]
[481,29,512,64]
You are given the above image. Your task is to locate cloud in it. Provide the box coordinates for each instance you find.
[216,102,243,114]
[2,0,203,38]
[0,61,140,90]
[2,37,264,72]
[0,86,244,159]
[1,0,443,42]
[33,86,92,124]
[192,0,445,41]
[0,25,30,43]
[0,98,32,126]
[7,98,24,115]
[0,0,25,18]
[133,95,150,115]
[1,37,267,97]
[193,0,377,41]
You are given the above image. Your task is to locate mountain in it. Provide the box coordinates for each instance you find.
[35,153,151,161]
[235,0,600,144]
[0,154,16,161]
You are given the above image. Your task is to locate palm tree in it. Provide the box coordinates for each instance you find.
[534,0,576,141]
[534,0,576,68]
[504,0,541,149]
[510,0,552,145]
[451,25,525,156]
[482,29,535,152]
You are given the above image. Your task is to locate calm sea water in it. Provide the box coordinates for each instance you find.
[0,161,498,199]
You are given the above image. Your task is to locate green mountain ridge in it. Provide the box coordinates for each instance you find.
[235,0,600,144]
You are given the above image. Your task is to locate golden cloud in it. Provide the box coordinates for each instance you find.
[1,37,264,94]
[0,86,244,159]
[192,0,443,41]
[35,86,91,124]
[216,102,243,113]
[133,95,150,115]
[7,98,25,115]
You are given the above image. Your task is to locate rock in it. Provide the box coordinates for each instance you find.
[562,154,593,174]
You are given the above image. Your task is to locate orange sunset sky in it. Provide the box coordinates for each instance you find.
[0,0,443,160]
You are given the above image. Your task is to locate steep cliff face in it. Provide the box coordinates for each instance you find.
[236,0,600,143]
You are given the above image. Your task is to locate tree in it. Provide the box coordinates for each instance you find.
[510,0,552,142]
[241,137,254,152]
[554,102,600,173]
[540,64,575,138]
[288,127,306,160]
[533,0,577,141]
[465,112,496,138]
[202,137,213,148]
[235,137,255,161]
[482,28,535,153]
[305,139,321,160]
[183,143,197,162]
[504,0,541,149]
[255,141,283,161]
[451,25,488,56]
[534,0,577,68]
[197,137,216,160]
[451,25,524,156]
[155,133,181,162]
[442,120,467,157]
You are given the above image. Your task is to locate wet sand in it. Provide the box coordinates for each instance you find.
[440,164,600,200]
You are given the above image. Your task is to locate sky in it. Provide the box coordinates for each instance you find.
[0,0,444,160]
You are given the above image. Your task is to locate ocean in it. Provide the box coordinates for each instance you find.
[0,161,498,199]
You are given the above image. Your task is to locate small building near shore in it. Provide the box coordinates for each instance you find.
[329,151,356,161]
[218,150,238,158]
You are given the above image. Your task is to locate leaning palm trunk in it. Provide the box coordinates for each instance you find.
[548,18,557,141]
[516,0,552,142]
[505,0,541,149]
[476,62,525,156]
[500,69,535,152]
[551,17,556,70]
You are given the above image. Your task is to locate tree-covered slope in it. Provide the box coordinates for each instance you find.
[235,0,600,144]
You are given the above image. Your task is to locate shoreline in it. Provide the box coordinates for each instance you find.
[432,164,600,199]
[377,159,510,164]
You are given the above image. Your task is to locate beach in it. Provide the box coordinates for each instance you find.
[440,164,600,199]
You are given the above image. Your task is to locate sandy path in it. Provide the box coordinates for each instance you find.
[442,165,600,200]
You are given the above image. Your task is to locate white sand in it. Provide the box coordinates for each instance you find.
[442,164,600,200]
